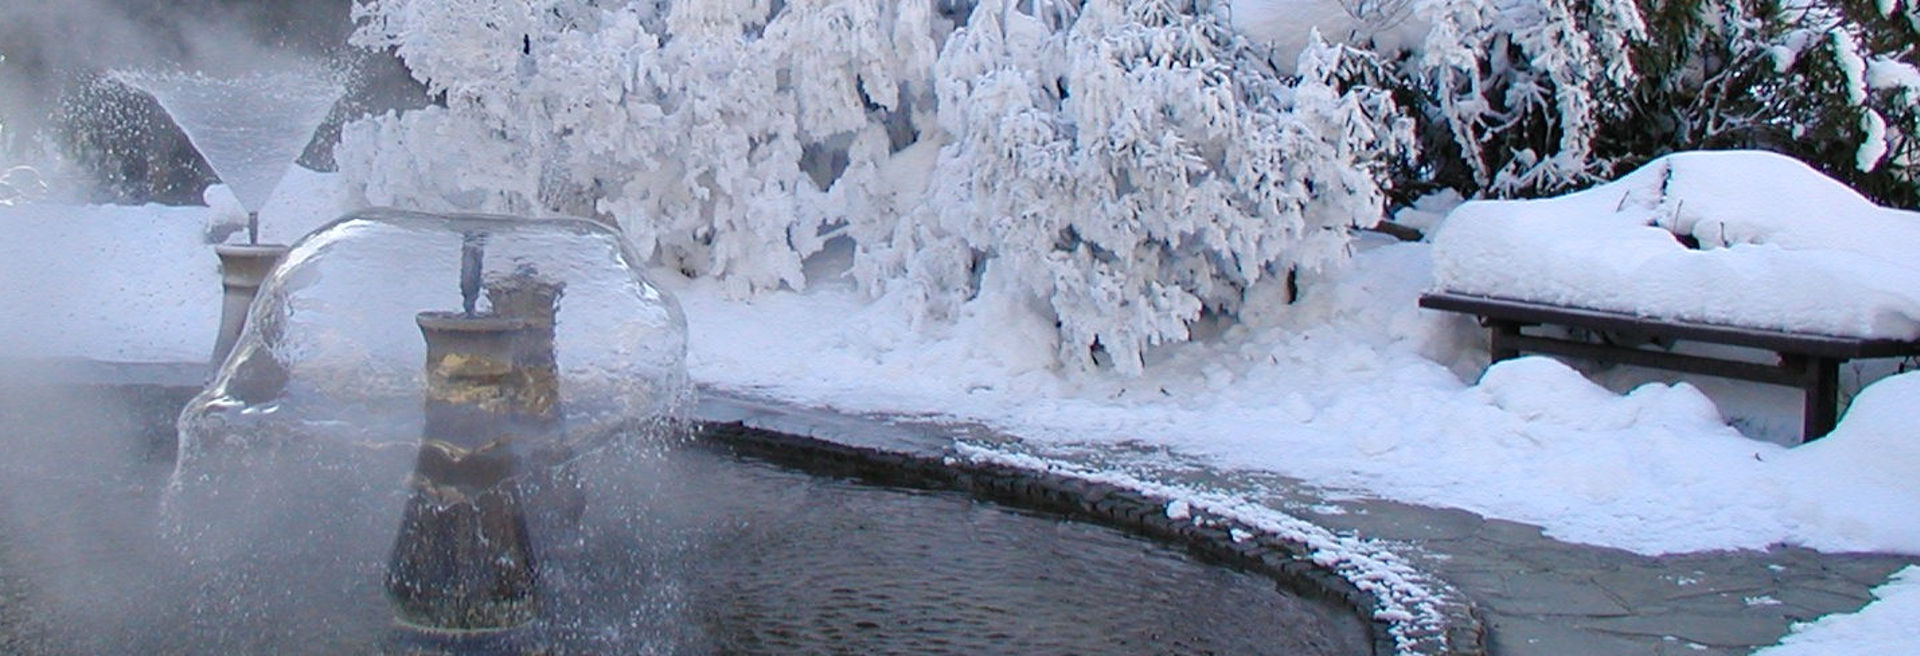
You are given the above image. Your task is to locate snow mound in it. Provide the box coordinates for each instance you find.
[1778,370,1920,553]
[1432,150,1920,339]
[1478,356,1722,431]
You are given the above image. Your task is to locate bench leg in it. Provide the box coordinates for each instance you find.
[1487,319,1522,362]
[1798,356,1841,443]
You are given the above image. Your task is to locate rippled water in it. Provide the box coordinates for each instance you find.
[0,384,1369,655]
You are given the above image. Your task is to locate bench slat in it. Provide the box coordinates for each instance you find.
[1420,292,1920,359]
[1497,332,1808,387]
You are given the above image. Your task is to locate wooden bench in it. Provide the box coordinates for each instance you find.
[1418,291,1920,443]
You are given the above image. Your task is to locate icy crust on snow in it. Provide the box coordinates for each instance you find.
[1755,565,1920,656]
[1432,150,1920,339]
[954,445,1476,656]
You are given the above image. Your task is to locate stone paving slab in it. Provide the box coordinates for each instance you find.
[1281,493,1914,654]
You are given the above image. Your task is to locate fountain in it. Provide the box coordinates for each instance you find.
[164,209,686,648]
[0,37,1474,656]
[112,67,343,366]
[0,207,1365,654]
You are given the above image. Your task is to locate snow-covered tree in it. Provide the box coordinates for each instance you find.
[1753,0,1920,206]
[1338,0,1920,205]
[1577,0,1920,207]
[341,0,1413,374]
[860,0,1412,372]
[336,0,1920,379]
[1390,0,1647,197]
[345,0,946,296]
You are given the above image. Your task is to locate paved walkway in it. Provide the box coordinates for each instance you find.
[1288,489,1909,654]
[701,389,1917,655]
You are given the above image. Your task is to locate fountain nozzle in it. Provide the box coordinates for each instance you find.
[460,232,486,317]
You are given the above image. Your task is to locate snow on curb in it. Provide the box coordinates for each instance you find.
[954,443,1484,656]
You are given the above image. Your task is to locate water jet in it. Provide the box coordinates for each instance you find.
[112,67,342,366]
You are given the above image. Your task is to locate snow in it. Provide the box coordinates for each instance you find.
[1433,150,1920,339]
[0,202,217,363]
[1866,59,1920,91]
[6,156,1920,650]
[1756,566,1920,655]
[1229,0,1370,69]
[677,235,1920,556]
[1165,498,1192,521]
[1835,31,1870,106]
[342,0,1416,377]
[0,168,352,363]
[1861,109,1891,172]
[1230,0,1434,73]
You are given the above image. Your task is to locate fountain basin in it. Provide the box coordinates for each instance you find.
[0,209,1481,655]
[0,380,1381,655]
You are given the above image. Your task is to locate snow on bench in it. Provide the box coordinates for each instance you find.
[1423,151,1920,442]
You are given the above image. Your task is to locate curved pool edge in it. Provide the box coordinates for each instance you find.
[0,367,1484,654]
[697,418,1489,656]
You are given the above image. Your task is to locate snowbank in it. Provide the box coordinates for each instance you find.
[1432,150,1920,339]
[1776,371,1920,553]
[679,233,1920,556]
[0,168,350,364]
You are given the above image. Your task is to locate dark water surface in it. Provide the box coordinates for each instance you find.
[0,383,1369,655]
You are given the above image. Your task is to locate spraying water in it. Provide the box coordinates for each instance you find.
[112,67,341,243]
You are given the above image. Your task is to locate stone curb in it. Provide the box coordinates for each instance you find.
[697,420,1490,656]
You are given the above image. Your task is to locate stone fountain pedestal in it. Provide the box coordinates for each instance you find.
[386,312,539,632]
[210,243,288,367]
